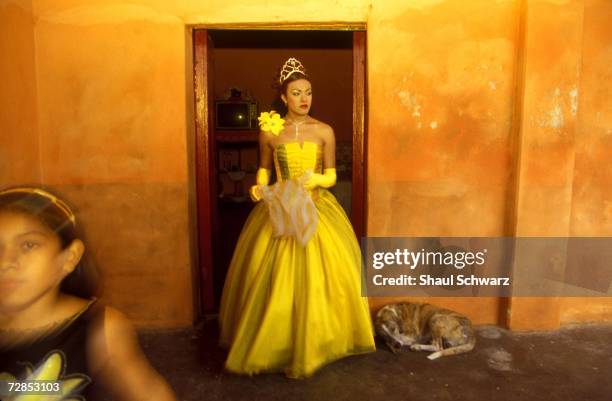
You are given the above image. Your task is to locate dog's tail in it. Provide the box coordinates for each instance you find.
[427,338,475,360]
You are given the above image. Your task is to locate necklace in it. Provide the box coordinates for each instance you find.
[288,117,308,140]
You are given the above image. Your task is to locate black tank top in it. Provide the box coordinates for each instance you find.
[0,299,103,399]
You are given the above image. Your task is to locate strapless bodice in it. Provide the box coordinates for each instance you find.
[273,141,323,182]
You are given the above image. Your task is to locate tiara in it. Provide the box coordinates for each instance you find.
[0,187,76,225]
[279,57,307,84]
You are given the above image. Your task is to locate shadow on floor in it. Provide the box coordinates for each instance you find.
[135,320,611,401]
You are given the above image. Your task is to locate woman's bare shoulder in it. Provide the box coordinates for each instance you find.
[86,306,138,361]
[86,306,178,400]
[307,118,333,136]
[307,117,331,129]
[86,307,141,383]
[259,129,277,149]
[311,120,334,143]
[99,306,133,331]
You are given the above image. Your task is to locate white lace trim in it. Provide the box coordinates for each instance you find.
[260,174,317,246]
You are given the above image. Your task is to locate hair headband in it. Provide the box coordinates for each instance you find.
[0,187,76,226]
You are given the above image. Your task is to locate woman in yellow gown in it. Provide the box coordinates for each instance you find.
[219,58,375,378]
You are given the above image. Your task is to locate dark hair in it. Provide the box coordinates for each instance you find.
[271,71,312,116]
[0,187,100,299]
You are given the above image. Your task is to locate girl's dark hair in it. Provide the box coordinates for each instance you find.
[271,71,311,116]
[0,187,100,298]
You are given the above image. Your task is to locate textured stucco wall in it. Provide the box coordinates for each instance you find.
[562,0,612,324]
[30,0,193,327]
[0,0,40,185]
[507,0,612,329]
[366,0,520,323]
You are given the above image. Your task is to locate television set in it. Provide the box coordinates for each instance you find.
[215,100,258,130]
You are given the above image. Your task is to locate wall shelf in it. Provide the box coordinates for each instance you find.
[216,130,259,143]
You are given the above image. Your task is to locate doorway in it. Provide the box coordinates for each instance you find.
[193,28,367,313]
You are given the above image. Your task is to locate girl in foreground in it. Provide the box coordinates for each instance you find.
[0,187,177,401]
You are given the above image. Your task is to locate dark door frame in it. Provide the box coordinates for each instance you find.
[193,26,368,314]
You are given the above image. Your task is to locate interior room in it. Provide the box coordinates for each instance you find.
[207,29,355,304]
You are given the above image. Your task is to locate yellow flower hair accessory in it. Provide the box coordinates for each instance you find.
[258,111,285,136]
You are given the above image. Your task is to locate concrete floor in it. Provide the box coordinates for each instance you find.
[125,320,612,401]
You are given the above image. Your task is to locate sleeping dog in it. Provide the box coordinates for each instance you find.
[375,302,475,360]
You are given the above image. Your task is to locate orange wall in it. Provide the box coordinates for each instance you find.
[214,48,353,142]
[562,0,612,324]
[0,0,40,185]
[30,0,194,327]
[1,0,609,328]
[367,1,518,236]
[507,0,612,329]
[366,0,520,323]
[506,0,585,330]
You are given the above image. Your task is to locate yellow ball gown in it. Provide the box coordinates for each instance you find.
[219,141,376,378]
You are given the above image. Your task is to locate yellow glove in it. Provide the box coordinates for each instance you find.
[249,168,271,202]
[303,168,336,190]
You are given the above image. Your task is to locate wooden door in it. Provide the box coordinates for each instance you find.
[194,30,218,312]
[352,31,367,238]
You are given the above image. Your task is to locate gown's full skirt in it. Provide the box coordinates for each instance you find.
[218,187,376,378]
